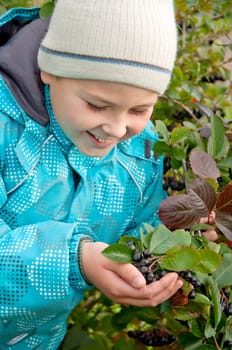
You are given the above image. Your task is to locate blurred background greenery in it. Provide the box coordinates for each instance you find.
[1,1,232,349]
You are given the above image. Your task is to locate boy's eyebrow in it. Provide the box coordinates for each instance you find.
[79,90,155,108]
[79,91,113,104]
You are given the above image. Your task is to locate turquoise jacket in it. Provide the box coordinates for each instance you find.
[0,7,165,350]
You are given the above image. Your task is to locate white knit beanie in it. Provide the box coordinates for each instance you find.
[38,0,177,95]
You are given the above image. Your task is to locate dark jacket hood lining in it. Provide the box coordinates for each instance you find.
[0,17,50,126]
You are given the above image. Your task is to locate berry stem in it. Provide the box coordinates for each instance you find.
[149,256,161,271]
[213,336,221,350]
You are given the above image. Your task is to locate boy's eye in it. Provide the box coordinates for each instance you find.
[87,102,107,111]
[131,109,147,115]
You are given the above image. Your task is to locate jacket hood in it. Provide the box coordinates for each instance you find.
[0,9,50,125]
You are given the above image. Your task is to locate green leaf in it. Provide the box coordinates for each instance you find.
[208,114,225,157]
[155,120,169,141]
[214,253,232,287]
[172,306,199,321]
[224,317,232,342]
[218,157,232,169]
[207,276,222,328]
[170,157,183,170]
[193,249,222,274]
[159,246,200,271]
[192,293,212,305]
[204,317,216,338]
[178,332,204,349]
[206,241,221,254]
[140,223,157,248]
[111,307,135,329]
[171,127,192,143]
[0,5,6,15]
[195,346,217,350]
[140,222,156,234]
[135,307,160,323]
[102,243,133,263]
[39,2,54,18]
[119,236,141,249]
[149,227,191,254]
[172,66,185,82]
[154,140,170,156]
[190,223,214,234]
[148,225,173,254]
[172,229,192,246]
[60,326,94,350]
[183,121,197,130]
[188,319,204,338]
[170,145,186,160]
[112,336,135,350]
[214,135,230,160]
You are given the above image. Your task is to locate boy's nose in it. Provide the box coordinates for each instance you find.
[102,117,127,139]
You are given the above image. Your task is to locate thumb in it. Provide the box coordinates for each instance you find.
[115,262,147,289]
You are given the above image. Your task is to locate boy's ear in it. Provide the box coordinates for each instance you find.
[40,71,53,84]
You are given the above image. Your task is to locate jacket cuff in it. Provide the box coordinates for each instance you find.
[69,232,94,291]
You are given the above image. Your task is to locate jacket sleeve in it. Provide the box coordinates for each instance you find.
[125,155,167,238]
[0,174,93,314]
[0,113,93,312]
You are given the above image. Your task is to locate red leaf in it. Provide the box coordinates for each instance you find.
[215,211,232,241]
[171,288,189,306]
[216,182,232,214]
[189,150,220,180]
[189,179,216,214]
[158,194,199,229]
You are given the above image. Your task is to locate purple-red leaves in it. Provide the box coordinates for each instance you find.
[215,183,232,240]
[159,179,216,229]
[158,194,199,229]
[189,179,216,213]
[189,150,220,180]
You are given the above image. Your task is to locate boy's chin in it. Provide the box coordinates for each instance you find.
[76,145,113,158]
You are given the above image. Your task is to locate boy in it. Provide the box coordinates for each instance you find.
[0,1,182,349]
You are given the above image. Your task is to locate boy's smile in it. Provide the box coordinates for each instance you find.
[41,73,158,157]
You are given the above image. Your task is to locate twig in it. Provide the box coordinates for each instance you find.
[213,335,221,350]
[161,95,200,123]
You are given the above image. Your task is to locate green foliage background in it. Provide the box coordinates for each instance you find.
[1,0,232,349]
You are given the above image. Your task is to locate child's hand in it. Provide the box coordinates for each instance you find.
[82,241,183,307]
[200,211,218,241]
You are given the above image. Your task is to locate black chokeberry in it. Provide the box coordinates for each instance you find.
[143,249,151,258]
[222,287,230,299]
[163,157,171,173]
[139,258,149,266]
[225,303,232,316]
[126,241,136,251]
[133,252,143,262]
[193,280,202,289]
[188,290,196,299]
[128,329,176,347]
[183,271,193,282]
[139,265,148,274]
[146,272,156,284]
[224,340,232,347]
[159,270,167,278]
[189,275,197,284]
[221,299,227,312]
[170,178,180,191]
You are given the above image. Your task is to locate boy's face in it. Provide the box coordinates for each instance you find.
[41,73,158,157]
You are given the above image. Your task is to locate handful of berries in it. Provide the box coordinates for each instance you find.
[127,241,202,298]
[123,239,232,348]
[102,225,232,349]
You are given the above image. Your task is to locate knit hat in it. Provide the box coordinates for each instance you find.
[38,0,177,95]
